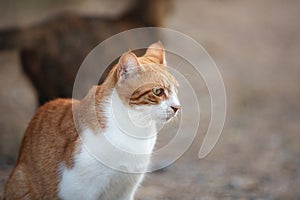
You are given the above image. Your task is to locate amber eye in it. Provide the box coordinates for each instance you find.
[152,88,164,97]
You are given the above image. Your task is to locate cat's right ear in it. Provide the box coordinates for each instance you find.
[117,51,140,80]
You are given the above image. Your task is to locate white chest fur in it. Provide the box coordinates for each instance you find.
[58,92,157,200]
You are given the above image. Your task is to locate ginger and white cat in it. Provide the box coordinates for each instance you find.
[4,42,180,200]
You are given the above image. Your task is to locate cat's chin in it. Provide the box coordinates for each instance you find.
[165,116,177,124]
[155,116,175,124]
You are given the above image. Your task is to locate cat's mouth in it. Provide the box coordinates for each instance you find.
[163,110,179,123]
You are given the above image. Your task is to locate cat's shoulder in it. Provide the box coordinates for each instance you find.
[26,98,79,132]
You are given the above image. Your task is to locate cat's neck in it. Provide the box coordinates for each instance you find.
[103,89,157,155]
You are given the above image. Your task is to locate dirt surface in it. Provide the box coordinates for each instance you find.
[1,0,300,199]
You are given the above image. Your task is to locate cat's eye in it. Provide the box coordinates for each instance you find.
[152,88,164,97]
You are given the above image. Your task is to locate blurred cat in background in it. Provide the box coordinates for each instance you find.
[0,0,173,104]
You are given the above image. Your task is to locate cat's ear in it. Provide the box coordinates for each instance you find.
[145,41,166,65]
[117,51,140,80]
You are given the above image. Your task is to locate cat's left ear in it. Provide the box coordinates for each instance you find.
[145,41,166,65]
[117,51,140,80]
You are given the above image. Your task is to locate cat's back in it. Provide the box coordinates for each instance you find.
[19,98,80,167]
[4,98,80,199]
[24,98,78,137]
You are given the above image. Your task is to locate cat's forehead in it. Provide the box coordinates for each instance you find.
[139,63,178,89]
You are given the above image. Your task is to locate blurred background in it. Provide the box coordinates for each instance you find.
[0,0,300,199]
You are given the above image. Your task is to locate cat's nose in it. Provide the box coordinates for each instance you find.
[170,105,180,113]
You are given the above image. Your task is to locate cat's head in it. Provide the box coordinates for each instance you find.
[115,42,180,124]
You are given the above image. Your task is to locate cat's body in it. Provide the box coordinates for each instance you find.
[4,42,180,200]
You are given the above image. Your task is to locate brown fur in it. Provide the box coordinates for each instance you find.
[3,42,175,199]
[4,99,79,199]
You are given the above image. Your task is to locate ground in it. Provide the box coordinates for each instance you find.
[1,0,300,199]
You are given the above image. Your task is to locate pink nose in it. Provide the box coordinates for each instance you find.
[170,105,180,113]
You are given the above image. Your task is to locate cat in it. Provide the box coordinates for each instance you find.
[3,42,180,200]
[0,0,172,105]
